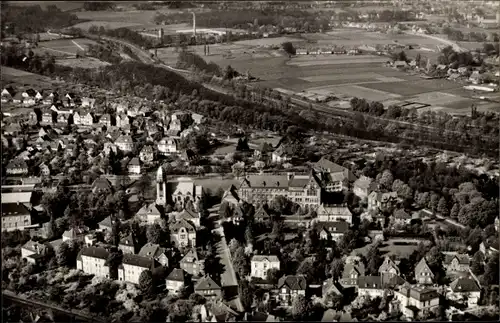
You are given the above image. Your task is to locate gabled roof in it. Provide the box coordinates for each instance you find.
[119,233,134,246]
[195,275,221,291]
[342,262,365,279]
[415,258,434,277]
[251,255,279,263]
[398,285,440,301]
[136,203,162,217]
[278,275,307,290]
[177,208,200,221]
[317,221,349,234]
[314,157,345,173]
[167,268,186,282]
[116,135,133,144]
[121,253,155,269]
[443,252,470,266]
[139,243,166,258]
[357,276,383,289]
[62,227,87,239]
[379,257,400,274]
[254,205,270,219]
[2,203,31,217]
[317,204,352,217]
[7,159,28,169]
[128,157,140,167]
[323,278,344,297]
[450,277,480,293]
[240,175,289,189]
[92,177,112,191]
[181,248,201,263]
[170,218,196,233]
[79,246,109,260]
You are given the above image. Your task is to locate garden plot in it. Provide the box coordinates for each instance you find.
[287,55,388,67]
[37,38,99,57]
[409,92,466,106]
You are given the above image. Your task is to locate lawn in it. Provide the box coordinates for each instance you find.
[352,238,432,259]
[36,38,99,57]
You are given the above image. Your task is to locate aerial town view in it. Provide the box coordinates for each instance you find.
[1,0,499,322]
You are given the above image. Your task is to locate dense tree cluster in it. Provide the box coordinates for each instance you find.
[442,26,500,44]
[437,46,483,68]
[86,43,123,65]
[82,2,115,11]
[1,4,81,35]
[176,50,222,76]
[87,26,156,49]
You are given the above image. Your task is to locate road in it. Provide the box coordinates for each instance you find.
[435,213,466,229]
[212,226,239,290]
[3,290,106,323]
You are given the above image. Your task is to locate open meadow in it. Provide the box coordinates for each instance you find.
[35,38,99,57]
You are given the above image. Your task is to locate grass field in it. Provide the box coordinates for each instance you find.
[36,38,99,57]
[56,57,111,68]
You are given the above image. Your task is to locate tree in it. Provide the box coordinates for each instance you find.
[378,170,394,190]
[146,223,163,244]
[366,242,383,275]
[470,251,484,275]
[483,255,499,286]
[281,42,296,56]
[437,197,449,217]
[111,217,120,246]
[238,280,253,312]
[56,241,71,267]
[291,294,309,320]
[107,248,123,280]
[329,258,344,281]
[266,268,280,284]
[450,203,460,218]
[244,225,254,246]
[232,246,250,278]
[139,269,154,297]
[428,193,440,212]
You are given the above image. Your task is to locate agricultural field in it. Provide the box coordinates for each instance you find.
[1,66,62,87]
[35,38,99,57]
[56,57,111,69]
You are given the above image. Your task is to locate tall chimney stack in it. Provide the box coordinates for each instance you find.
[192,12,196,37]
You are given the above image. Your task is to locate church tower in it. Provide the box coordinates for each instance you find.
[156,165,167,206]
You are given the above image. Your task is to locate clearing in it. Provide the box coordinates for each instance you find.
[56,57,111,69]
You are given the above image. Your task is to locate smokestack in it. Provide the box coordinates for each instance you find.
[192,12,196,37]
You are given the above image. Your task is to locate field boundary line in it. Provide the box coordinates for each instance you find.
[71,40,85,51]
[40,47,74,56]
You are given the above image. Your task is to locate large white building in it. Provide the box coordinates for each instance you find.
[170,219,197,248]
[251,255,280,280]
[76,247,111,279]
[118,254,156,285]
[394,285,440,319]
[2,203,32,232]
[156,166,203,209]
[316,204,352,223]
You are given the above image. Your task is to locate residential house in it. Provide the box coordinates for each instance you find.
[65,93,77,107]
[127,157,141,174]
[99,114,112,127]
[166,268,187,294]
[118,254,156,284]
[39,162,50,176]
[116,114,130,128]
[2,203,32,232]
[322,278,345,306]
[6,159,29,175]
[316,204,352,223]
[98,216,117,231]
[12,92,23,104]
[479,240,499,258]
[62,227,88,242]
[57,113,70,125]
[21,240,51,264]
[1,86,15,102]
[271,145,294,163]
[191,113,204,124]
[169,119,182,132]
[41,112,53,124]
[340,261,365,287]
[379,257,400,280]
[392,209,412,225]
[194,276,222,300]
[357,276,385,298]
[119,233,136,254]
[251,255,280,280]
[368,191,398,211]
[442,252,470,273]
[170,219,197,248]
[81,97,96,109]
[447,277,481,307]
[115,135,134,152]
[138,243,169,267]
[81,112,94,126]
[254,206,271,223]
[76,247,111,278]
[158,137,179,155]
[84,233,98,247]
[415,258,434,284]
[139,145,154,163]
[393,60,408,68]
[317,221,349,241]
[394,285,440,319]
[180,248,204,276]
[277,275,307,305]
[176,208,201,228]
[92,177,113,195]
[238,173,321,210]
[254,142,274,160]
[22,89,36,106]
[353,176,377,199]
[469,71,485,84]
[136,203,162,225]
[313,157,357,192]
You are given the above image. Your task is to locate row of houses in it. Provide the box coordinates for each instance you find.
[1,87,95,108]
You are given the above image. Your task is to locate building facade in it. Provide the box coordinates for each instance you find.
[251,255,280,280]
[76,247,111,278]
[118,254,155,285]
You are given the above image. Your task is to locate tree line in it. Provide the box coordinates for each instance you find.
[1,4,82,35]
